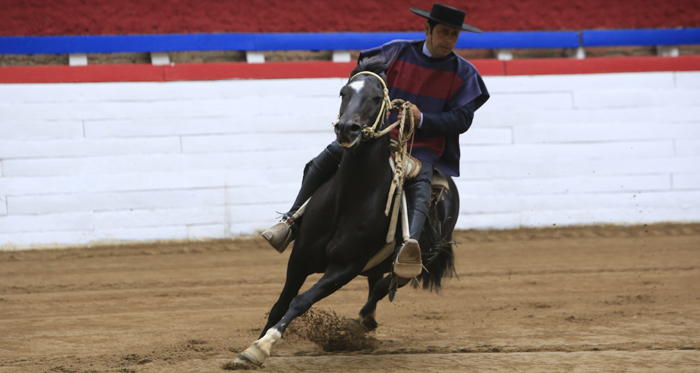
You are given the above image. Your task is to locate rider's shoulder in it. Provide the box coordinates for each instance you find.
[452,53,482,78]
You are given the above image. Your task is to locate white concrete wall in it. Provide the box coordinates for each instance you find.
[1,71,699,249]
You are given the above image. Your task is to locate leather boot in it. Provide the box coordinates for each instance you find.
[393,167,432,278]
[262,142,343,253]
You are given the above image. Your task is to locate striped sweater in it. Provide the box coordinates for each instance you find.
[359,40,489,177]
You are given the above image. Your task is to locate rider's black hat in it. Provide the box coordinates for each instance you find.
[410,3,482,33]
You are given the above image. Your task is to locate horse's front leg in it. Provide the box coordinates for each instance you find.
[259,266,310,339]
[233,262,363,367]
[258,246,317,338]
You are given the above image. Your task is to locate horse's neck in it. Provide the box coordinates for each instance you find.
[336,137,390,191]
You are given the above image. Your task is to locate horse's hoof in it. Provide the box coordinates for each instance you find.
[233,327,280,368]
[226,354,262,370]
[361,316,379,332]
[345,317,365,332]
[233,344,267,367]
[233,352,263,367]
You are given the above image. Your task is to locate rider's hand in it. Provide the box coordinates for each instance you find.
[397,105,422,127]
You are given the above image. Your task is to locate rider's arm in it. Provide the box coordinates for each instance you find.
[418,100,476,137]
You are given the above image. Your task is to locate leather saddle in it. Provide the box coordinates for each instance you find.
[390,140,450,202]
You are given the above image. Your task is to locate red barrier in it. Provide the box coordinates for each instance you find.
[471,60,506,76]
[1,56,698,84]
[0,64,164,83]
[506,56,700,75]
[163,62,357,81]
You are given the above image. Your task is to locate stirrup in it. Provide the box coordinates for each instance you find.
[393,239,422,278]
[261,221,294,254]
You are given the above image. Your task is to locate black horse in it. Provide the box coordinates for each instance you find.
[233,57,460,367]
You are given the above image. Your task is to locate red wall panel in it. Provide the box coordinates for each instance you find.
[2,57,697,84]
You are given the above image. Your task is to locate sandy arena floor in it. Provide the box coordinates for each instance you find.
[1,224,699,372]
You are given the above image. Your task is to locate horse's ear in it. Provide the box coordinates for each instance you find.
[379,72,388,83]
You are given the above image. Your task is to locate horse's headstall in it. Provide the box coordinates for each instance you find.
[333,71,391,140]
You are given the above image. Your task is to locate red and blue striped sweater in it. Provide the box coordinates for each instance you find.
[359,40,490,177]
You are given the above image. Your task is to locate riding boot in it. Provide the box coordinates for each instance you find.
[262,141,343,253]
[393,164,432,278]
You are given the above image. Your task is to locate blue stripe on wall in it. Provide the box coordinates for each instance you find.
[457,31,580,49]
[0,31,579,54]
[1,28,697,55]
[583,28,700,47]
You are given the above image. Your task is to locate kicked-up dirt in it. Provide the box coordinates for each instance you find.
[1,223,699,372]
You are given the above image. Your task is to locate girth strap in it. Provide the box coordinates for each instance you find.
[362,240,395,272]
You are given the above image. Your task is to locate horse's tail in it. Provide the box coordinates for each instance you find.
[416,239,456,292]
[413,220,457,292]
[413,172,460,292]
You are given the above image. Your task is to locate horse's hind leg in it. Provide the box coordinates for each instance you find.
[234,263,362,366]
[345,274,382,332]
[358,274,411,331]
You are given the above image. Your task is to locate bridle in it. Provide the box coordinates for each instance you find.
[332,71,407,140]
[331,70,417,218]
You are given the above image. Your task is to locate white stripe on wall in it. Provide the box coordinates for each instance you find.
[1,72,699,250]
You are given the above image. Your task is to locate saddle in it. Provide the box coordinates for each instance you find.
[389,140,450,202]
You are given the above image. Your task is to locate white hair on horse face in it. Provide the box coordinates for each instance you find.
[348,80,365,93]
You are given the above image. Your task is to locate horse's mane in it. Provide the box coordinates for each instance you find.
[350,51,397,78]
[351,56,385,76]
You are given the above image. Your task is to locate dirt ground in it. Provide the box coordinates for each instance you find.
[1,223,699,373]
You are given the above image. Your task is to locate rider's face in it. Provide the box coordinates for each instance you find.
[424,22,460,59]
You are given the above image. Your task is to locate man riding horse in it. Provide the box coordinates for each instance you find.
[263,3,490,280]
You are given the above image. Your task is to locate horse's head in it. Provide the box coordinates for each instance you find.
[334,59,390,149]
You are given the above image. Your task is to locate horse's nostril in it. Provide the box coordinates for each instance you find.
[350,124,362,133]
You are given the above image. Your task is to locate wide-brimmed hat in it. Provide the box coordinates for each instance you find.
[410,3,481,33]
